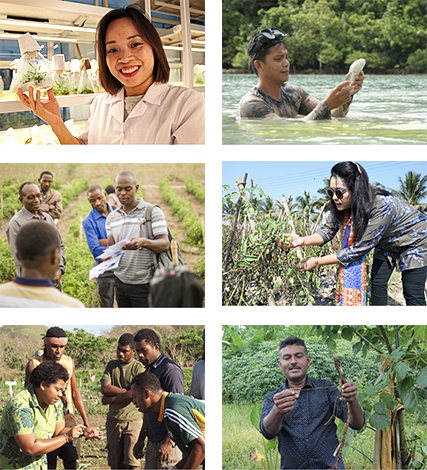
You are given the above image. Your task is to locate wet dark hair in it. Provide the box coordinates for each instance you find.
[134,328,161,349]
[97,6,170,95]
[118,333,135,348]
[30,361,69,388]
[247,30,285,75]
[329,161,390,239]
[45,327,67,338]
[279,337,308,357]
[132,371,162,393]
[16,222,60,264]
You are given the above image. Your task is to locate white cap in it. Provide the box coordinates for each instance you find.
[52,54,66,70]
[18,32,41,55]
[70,58,80,73]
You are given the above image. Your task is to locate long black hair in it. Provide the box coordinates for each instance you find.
[328,162,390,239]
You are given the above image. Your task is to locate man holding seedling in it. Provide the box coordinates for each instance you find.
[38,170,62,223]
[260,336,364,469]
[83,184,116,308]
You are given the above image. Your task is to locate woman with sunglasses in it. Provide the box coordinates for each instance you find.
[17,6,204,145]
[278,161,427,306]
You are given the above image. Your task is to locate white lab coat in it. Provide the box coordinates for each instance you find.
[78,82,205,144]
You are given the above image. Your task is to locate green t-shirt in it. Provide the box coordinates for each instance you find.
[159,392,205,459]
[102,359,144,422]
[0,385,64,470]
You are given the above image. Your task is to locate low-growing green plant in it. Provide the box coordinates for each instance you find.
[21,63,49,85]
[185,178,205,204]
[159,178,203,246]
[61,177,89,207]
[0,238,16,282]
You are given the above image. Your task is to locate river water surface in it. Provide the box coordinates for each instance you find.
[222,74,427,145]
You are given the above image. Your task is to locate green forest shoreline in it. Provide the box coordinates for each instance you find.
[223,68,427,75]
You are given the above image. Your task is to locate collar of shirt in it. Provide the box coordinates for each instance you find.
[27,384,41,409]
[148,353,166,370]
[117,198,146,216]
[157,391,170,422]
[283,375,315,390]
[105,82,169,111]
[14,276,55,287]
[91,203,114,220]
[21,206,48,221]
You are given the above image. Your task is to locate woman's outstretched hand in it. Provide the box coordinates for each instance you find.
[277,234,304,250]
[17,86,62,127]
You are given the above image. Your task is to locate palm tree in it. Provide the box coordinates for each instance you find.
[315,178,331,209]
[296,191,318,224]
[393,171,427,206]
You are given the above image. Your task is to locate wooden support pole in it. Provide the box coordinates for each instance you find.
[281,196,303,260]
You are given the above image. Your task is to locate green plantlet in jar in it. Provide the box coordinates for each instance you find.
[79,87,94,94]
[22,62,49,84]
[53,80,70,95]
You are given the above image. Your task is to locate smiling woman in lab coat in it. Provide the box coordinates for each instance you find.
[17,6,205,145]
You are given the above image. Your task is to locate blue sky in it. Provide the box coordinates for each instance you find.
[222,161,427,204]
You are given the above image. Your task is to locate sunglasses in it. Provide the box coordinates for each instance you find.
[22,194,43,201]
[250,28,287,62]
[327,188,348,199]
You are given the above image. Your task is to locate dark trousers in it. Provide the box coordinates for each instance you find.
[114,276,150,308]
[371,258,427,306]
[94,261,116,308]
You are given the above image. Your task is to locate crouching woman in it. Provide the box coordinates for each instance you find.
[0,361,86,469]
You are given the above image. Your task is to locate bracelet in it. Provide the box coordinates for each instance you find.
[64,434,68,444]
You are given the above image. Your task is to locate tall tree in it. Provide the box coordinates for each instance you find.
[394,171,427,206]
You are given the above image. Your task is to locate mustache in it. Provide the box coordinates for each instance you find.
[289,365,301,370]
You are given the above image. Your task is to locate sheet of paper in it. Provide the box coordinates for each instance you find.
[89,252,122,280]
[96,239,131,259]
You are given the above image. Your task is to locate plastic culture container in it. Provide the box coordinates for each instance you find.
[9,58,20,97]
[69,59,80,94]
[52,54,70,95]
[17,33,53,92]
[89,59,103,93]
[78,58,94,94]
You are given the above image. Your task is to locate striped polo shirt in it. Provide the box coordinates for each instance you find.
[106,198,168,285]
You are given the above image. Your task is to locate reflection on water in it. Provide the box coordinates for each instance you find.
[222,74,427,145]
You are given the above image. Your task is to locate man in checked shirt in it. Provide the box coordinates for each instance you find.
[260,336,364,469]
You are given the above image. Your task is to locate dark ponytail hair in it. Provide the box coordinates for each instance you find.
[328,162,390,239]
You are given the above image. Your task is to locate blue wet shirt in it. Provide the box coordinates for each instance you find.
[260,376,350,469]
[83,204,114,260]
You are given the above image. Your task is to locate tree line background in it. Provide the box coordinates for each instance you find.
[223,0,427,73]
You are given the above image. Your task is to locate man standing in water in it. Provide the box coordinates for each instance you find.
[237,28,365,120]
[260,336,364,469]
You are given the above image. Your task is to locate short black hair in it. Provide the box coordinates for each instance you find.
[134,329,161,349]
[16,222,60,264]
[132,371,162,393]
[45,327,67,338]
[18,181,37,197]
[39,171,53,180]
[105,185,115,195]
[278,337,308,356]
[247,30,285,75]
[30,361,69,388]
[118,333,135,348]
[87,184,104,196]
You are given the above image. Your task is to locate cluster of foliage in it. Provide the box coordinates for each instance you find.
[159,177,204,246]
[0,238,16,283]
[161,325,205,368]
[223,0,427,72]
[60,177,89,207]
[222,330,378,403]
[185,178,205,204]
[222,184,336,306]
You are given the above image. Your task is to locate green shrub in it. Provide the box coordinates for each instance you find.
[0,238,16,282]
[185,178,205,204]
[222,338,379,403]
[61,177,89,208]
[193,250,205,285]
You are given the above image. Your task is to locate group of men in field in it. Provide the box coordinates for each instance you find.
[0,170,204,308]
[21,326,205,469]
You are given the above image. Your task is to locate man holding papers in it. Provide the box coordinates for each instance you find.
[83,185,116,308]
[106,171,170,308]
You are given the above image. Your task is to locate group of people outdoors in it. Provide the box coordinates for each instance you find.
[0,327,205,469]
[0,169,204,309]
[17,6,205,145]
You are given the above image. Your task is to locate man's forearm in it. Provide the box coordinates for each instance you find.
[349,400,364,429]
[72,389,90,426]
[262,405,284,436]
[183,439,205,469]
